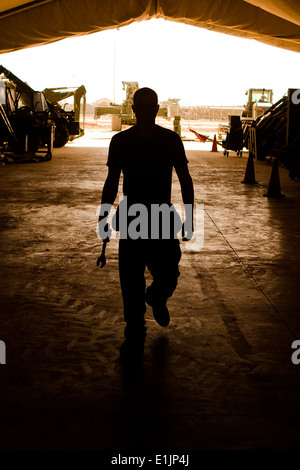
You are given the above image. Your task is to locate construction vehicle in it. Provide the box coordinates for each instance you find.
[246,89,300,179]
[94,81,138,130]
[218,89,273,156]
[43,85,86,147]
[0,65,85,154]
[120,81,139,125]
[0,65,53,160]
[242,88,273,119]
[94,81,168,131]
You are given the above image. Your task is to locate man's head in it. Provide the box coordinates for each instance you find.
[132,87,159,124]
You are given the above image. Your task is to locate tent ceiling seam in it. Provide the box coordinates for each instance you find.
[0,0,53,19]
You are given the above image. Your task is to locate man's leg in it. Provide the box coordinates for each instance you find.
[118,239,147,340]
[146,239,181,326]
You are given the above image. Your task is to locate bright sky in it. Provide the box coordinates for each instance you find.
[1,18,300,107]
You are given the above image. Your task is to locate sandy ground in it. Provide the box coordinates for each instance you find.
[0,125,300,451]
[87,114,226,141]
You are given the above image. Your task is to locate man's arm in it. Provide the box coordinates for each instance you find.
[175,164,194,205]
[98,167,121,240]
[175,164,194,239]
[101,167,121,205]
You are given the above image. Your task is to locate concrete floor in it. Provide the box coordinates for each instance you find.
[0,135,300,451]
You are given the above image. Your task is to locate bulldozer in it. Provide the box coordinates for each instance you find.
[0,65,53,160]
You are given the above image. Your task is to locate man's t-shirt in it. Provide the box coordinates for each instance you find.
[106,124,188,206]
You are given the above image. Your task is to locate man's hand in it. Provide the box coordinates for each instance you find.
[182,220,194,241]
[175,164,194,242]
[97,239,109,268]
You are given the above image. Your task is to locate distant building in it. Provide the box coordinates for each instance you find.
[180,106,244,120]
[160,99,181,117]
[86,98,113,115]
[92,98,113,107]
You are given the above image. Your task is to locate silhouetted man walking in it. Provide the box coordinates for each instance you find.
[99,87,194,360]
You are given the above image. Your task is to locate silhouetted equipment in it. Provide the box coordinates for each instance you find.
[220,89,273,157]
[222,115,244,156]
[0,65,53,160]
[43,85,86,147]
[221,88,300,181]
[0,65,86,159]
[245,89,300,179]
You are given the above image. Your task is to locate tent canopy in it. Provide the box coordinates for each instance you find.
[1,0,300,54]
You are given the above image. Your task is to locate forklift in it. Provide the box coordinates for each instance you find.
[242,88,273,119]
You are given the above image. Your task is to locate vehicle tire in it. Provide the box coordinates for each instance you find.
[54,122,69,148]
[289,170,297,180]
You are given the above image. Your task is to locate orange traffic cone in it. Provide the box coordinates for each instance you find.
[263,159,285,198]
[211,134,218,152]
[241,152,257,184]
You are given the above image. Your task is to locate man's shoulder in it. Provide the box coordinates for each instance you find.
[110,125,182,145]
[155,125,180,139]
[107,128,135,163]
[111,126,135,142]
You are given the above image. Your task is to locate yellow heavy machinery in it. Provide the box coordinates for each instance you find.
[0,65,86,159]
[242,88,273,119]
[221,88,274,156]
[0,65,53,160]
[43,85,86,147]
[94,81,168,131]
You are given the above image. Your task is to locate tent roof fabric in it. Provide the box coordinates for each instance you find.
[0,0,300,54]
